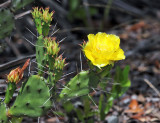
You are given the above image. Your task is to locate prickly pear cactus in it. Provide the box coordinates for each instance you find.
[8,75,52,117]
[11,0,34,12]
[112,65,131,98]
[4,83,16,104]
[32,7,54,37]
[60,71,99,101]
[0,103,8,123]
[0,9,15,39]
[36,36,46,75]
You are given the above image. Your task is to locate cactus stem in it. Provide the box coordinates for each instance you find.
[4,82,16,104]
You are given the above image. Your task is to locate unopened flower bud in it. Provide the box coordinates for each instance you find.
[42,7,54,23]
[32,7,54,36]
[44,37,60,56]
[7,67,22,84]
[54,55,65,70]
[7,59,30,84]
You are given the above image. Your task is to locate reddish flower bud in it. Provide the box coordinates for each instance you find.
[7,59,30,84]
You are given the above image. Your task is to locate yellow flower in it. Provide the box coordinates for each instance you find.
[83,32,125,68]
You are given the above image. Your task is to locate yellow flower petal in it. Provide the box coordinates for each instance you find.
[83,32,125,68]
[110,48,125,60]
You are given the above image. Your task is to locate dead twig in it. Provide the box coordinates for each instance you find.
[0,0,11,8]
[144,79,160,98]
[0,54,36,72]
[15,10,31,20]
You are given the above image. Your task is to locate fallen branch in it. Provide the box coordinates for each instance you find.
[0,54,35,72]
[0,0,11,8]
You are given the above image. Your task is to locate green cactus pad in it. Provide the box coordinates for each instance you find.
[36,36,46,75]
[11,0,34,12]
[4,82,17,104]
[8,75,52,117]
[0,9,15,39]
[0,103,8,123]
[60,71,99,101]
[32,7,54,37]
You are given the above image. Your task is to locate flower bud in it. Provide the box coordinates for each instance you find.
[42,7,54,23]
[7,59,30,84]
[7,67,22,84]
[54,55,65,70]
[32,7,54,36]
[32,7,54,23]
[31,7,42,19]
[44,37,60,56]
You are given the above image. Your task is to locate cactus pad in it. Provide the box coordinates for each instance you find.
[36,36,46,75]
[60,71,99,101]
[32,7,54,37]
[0,103,8,123]
[0,9,15,39]
[8,75,52,117]
[4,83,16,104]
[11,0,34,12]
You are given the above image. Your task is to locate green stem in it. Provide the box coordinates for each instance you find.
[48,55,55,70]
[97,65,112,79]
[4,82,16,104]
[36,35,45,75]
